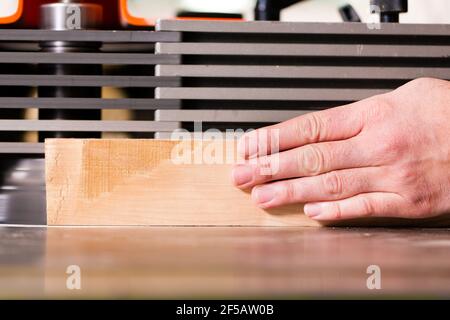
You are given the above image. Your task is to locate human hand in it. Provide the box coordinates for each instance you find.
[232,78,450,222]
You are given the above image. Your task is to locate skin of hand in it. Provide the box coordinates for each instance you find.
[231,78,450,222]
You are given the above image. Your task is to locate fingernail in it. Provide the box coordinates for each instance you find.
[304,203,322,218]
[253,185,276,205]
[232,165,253,187]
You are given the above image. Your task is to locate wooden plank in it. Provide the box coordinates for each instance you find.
[45,139,450,228]
[45,139,317,227]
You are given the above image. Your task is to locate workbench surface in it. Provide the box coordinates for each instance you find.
[0,226,449,299]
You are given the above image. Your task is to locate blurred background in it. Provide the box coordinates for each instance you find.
[127,0,450,24]
[1,0,450,27]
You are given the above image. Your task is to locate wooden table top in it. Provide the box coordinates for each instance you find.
[0,226,449,299]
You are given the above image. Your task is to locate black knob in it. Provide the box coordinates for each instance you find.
[370,0,408,23]
[255,0,307,21]
[339,4,361,22]
[255,0,280,21]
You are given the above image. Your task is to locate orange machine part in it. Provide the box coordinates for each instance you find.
[119,0,153,27]
[0,0,23,24]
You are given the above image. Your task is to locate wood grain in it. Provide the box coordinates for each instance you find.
[45,139,318,226]
[45,139,450,227]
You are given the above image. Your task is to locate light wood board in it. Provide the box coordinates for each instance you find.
[45,139,318,227]
[45,139,450,227]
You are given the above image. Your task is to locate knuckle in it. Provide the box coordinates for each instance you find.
[322,171,344,197]
[392,164,434,215]
[405,77,437,90]
[372,126,409,160]
[405,187,434,214]
[359,197,374,217]
[256,156,274,179]
[406,77,429,88]
[396,164,419,186]
[298,145,325,176]
[362,95,394,123]
[280,182,298,202]
[418,78,450,100]
[379,136,407,156]
[300,113,324,143]
[330,202,343,220]
[407,196,432,217]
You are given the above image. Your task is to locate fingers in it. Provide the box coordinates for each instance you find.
[238,101,367,159]
[304,192,404,221]
[232,137,370,189]
[250,167,383,209]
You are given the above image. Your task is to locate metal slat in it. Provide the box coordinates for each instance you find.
[0,29,181,43]
[0,120,179,132]
[156,65,450,80]
[156,87,387,101]
[0,52,181,65]
[154,131,247,140]
[0,98,180,110]
[0,143,44,154]
[156,43,450,58]
[155,109,310,122]
[0,75,181,87]
[157,20,450,37]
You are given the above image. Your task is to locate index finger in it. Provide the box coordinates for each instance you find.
[238,99,369,159]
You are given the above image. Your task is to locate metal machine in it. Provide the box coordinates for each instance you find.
[0,0,448,225]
